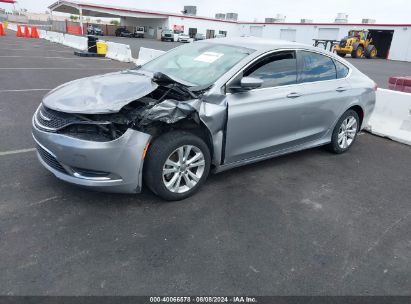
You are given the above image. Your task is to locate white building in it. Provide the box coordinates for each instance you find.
[49,0,411,62]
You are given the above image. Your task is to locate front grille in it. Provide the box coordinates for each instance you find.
[35,105,80,132]
[36,144,67,174]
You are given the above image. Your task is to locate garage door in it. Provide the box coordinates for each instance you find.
[250,26,263,37]
[318,28,339,40]
[280,29,296,42]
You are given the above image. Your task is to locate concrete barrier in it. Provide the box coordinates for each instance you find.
[7,22,17,31]
[366,89,411,145]
[45,31,64,44]
[38,30,46,39]
[106,41,133,62]
[62,34,87,51]
[135,47,165,65]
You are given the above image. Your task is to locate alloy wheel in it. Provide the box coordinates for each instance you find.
[162,145,205,193]
[338,116,358,149]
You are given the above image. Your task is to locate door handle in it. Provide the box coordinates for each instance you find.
[336,87,348,92]
[287,92,302,99]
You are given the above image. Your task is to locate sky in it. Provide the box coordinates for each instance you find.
[1,0,410,23]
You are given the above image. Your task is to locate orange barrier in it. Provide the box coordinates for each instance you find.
[31,26,39,39]
[0,23,5,36]
[16,24,23,37]
[67,25,82,35]
[24,25,30,38]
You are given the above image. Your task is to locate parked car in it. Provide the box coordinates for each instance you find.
[133,26,145,38]
[161,29,174,42]
[214,34,226,38]
[87,25,104,36]
[115,27,132,37]
[32,37,376,200]
[178,33,191,43]
[194,33,205,41]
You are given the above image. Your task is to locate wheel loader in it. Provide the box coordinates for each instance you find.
[335,29,378,59]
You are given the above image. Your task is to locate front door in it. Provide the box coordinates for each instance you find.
[224,51,303,164]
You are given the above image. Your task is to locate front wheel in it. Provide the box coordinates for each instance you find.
[351,45,364,58]
[365,45,377,59]
[144,131,211,201]
[327,110,360,154]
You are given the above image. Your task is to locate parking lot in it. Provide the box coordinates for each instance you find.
[1,32,411,295]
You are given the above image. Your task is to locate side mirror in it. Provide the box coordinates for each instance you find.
[240,77,263,90]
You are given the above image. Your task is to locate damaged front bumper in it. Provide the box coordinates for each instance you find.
[32,120,151,193]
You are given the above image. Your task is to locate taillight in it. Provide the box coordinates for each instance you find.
[374,82,378,91]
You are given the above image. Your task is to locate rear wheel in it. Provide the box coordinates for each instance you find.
[337,52,346,58]
[144,131,211,201]
[327,110,360,154]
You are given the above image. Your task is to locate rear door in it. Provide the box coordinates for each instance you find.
[293,50,352,144]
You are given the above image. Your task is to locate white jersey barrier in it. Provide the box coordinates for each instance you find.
[38,30,46,39]
[366,88,411,145]
[45,31,64,44]
[7,23,17,31]
[106,41,133,62]
[62,34,88,51]
[135,47,165,65]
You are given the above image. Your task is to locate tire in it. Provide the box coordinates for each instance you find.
[365,45,377,59]
[351,44,364,58]
[144,131,211,201]
[337,52,346,58]
[327,110,360,154]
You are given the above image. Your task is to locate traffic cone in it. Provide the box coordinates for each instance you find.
[0,23,5,36]
[24,25,30,38]
[31,26,39,39]
[16,24,23,37]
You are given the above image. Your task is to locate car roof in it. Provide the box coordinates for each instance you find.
[202,36,317,52]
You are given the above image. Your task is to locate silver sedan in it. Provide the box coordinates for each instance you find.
[32,37,376,200]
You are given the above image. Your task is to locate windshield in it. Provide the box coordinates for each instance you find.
[142,42,253,86]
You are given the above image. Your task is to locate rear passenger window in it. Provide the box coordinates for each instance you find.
[298,51,336,83]
[244,51,297,88]
[334,59,350,79]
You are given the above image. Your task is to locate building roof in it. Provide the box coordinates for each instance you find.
[48,0,239,23]
[48,0,411,27]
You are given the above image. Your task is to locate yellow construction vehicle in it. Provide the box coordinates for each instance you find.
[335,29,378,59]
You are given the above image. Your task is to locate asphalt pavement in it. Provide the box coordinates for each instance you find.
[0,32,411,296]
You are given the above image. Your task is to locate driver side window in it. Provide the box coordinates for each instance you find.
[243,51,297,88]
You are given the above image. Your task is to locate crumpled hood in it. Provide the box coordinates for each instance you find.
[42,70,158,114]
